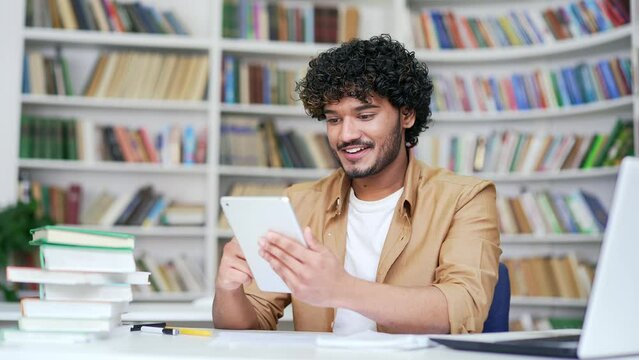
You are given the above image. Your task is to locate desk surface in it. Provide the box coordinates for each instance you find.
[0,329,549,360]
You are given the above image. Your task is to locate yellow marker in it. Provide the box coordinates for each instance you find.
[167,327,213,337]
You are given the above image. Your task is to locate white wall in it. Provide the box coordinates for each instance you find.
[0,1,24,207]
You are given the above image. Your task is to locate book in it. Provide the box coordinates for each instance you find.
[19,317,119,333]
[30,225,134,249]
[40,283,133,302]
[0,328,109,344]
[39,245,136,273]
[7,266,149,285]
[20,298,128,319]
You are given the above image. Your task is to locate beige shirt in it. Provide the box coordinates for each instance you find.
[243,153,502,334]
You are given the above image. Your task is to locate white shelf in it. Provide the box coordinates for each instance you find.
[24,28,210,50]
[22,94,209,112]
[220,103,306,116]
[19,159,208,175]
[58,224,206,238]
[219,165,333,179]
[432,96,633,123]
[415,26,631,63]
[511,296,588,308]
[501,234,603,244]
[221,39,334,57]
[478,166,619,182]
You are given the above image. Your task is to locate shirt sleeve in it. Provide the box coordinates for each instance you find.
[432,181,501,334]
[242,280,291,330]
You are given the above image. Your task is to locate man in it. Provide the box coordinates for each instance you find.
[213,34,501,334]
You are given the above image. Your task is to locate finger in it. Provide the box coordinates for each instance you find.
[264,231,311,263]
[225,256,253,278]
[259,237,304,274]
[303,227,321,251]
[260,248,299,289]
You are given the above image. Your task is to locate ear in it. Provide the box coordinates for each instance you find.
[400,107,416,129]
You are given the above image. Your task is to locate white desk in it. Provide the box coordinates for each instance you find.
[0,329,547,360]
[0,301,293,327]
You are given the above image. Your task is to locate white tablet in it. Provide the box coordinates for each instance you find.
[219,196,306,293]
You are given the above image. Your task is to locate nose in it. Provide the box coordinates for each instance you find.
[339,116,361,144]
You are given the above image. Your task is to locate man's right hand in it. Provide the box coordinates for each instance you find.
[215,238,254,291]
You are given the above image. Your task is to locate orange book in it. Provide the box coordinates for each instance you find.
[459,16,479,48]
[112,127,136,162]
[138,128,159,163]
[445,11,464,48]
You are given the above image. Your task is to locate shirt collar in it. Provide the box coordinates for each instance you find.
[327,150,421,218]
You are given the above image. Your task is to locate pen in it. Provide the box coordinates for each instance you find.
[140,326,178,335]
[166,327,213,337]
[130,322,166,331]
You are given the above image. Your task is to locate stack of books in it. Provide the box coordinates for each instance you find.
[2,226,149,343]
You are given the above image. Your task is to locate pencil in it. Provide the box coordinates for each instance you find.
[167,327,213,337]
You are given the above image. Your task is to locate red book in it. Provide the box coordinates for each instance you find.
[459,16,479,48]
[501,78,517,110]
[445,11,464,48]
[195,128,208,164]
[138,128,159,163]
[64,184,82,225]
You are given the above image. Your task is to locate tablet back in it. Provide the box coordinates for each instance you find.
[219,196,306,293]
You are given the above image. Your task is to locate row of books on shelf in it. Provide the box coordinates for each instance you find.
[135,253,206,294]
[412,0,630,50]
[510,315,583,332]
[431,56,631,113]
[26,0,189,35]
[222,0,358,44]
[504,253,595,299]
[417,120,634,175]
[23,51,209,101]
[19,116,83,160]
[17,180,206,227]
[497,189,607,236]
[220,118,338,169]
[5,226,146,341]
[221,55,302,105]
[100,125,207,165]
[19,115,208,165]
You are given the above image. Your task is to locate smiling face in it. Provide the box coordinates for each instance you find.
[323,95,414,179]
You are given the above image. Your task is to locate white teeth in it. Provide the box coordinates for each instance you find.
[345,147,365,154]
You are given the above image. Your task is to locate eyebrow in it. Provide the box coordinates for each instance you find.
[323,103,381,114]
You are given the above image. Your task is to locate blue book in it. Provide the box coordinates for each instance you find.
[431,11,453,49]
[22,55,30,94]
[487,17,508,46]
[511,74,530,110]
[551,192,580,233]
[568,3,589,35]
[561,67,583,105]
[618,58,632,92]
[577,64,597,102]
[509,12,531,45]
[70,0,89,30]
[239,0,249,39]
[581,190,608,232]
[488,77,504,111]
[598,61,620,98]
[585,0,610,31]
[134,4,159,33]
[304,5,314,43]
[555,68,573,106]
[523,11,544,43]
[182,126,196,165]
[143,196,167,227]
[223,55,236,103]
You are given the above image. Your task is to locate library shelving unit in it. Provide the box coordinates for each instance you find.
[3,0,637,321]
[407,0,637,326]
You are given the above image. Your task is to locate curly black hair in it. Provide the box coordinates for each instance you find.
[295,34,433,147]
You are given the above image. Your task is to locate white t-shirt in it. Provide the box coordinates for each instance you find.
[332,187,404,335]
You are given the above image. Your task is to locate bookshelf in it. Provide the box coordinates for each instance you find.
[2,0,636,329]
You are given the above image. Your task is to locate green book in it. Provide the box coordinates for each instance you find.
[550,71,564,107]
[536,193,564,234]
[581,134,607,169]
[19,115,33,159]
[594,119,623,167]
[59,56,74,96]
[548,317,583,330]
[30,225,135,250]
[64,119,78,160]
[467,19,487,48]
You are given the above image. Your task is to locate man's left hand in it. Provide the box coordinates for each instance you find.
[258,227,351,308]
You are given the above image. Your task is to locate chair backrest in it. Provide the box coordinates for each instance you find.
[482,262,511,333]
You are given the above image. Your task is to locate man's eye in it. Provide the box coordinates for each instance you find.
[359,114,374,120]
[326,118,341,124]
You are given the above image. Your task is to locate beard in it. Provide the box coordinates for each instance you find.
[333,115,404,179]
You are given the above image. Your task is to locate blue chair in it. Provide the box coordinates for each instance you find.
[482,262,511,332]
